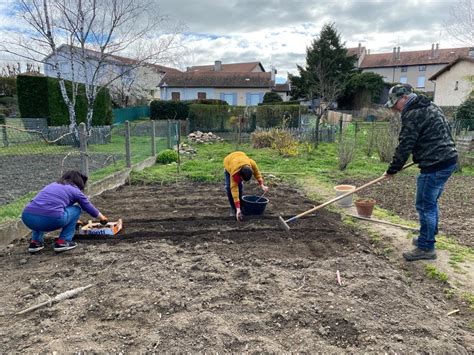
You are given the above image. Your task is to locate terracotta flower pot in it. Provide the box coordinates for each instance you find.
[354,198,376,218]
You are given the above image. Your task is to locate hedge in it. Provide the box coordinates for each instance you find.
[17,74,112,126]
[256,105,304,128]
[150,100,189,120]
[0,77,17,97]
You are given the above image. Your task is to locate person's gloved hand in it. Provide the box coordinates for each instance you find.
[235,208,243,222]
[261,184,269,193]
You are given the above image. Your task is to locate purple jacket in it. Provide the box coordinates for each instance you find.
[23,182,100,219]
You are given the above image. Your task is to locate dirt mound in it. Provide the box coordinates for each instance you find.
[0,183,472,352]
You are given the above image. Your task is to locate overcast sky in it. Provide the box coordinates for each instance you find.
[0,0,465,82]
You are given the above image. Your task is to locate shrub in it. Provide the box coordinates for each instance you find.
[375,115,401,163]
[256,104,302,128]
[188,104,229,131]
[0,77,17,96]
[150,100,189,120]
[338,136,356,170]
[156,149,178,164]
[262,92,283,104]
[16,74,112,126]
[251,130,275,148]
[272,129,298,157]
[188,99,228,105]
[454,97,474,131]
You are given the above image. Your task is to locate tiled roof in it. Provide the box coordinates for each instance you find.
[45,44,182,74]
[347,46,365,58]
[429,57,474,80]
[159,71,273,88]
[360,47,470,68]
[187,62,265,72]
[273,83,290,92]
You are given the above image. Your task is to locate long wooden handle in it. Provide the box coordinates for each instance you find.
[288,162,415,221]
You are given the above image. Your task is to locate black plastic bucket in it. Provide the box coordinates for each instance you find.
[241,195,269,215]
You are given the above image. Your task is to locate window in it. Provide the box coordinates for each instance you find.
[417,76,425,88]
[399,76,408,84]
[401,66,408,72]
[171,92,180,101]
[419,65,426,71]
[454,81,459,91]
[197,92,206,99]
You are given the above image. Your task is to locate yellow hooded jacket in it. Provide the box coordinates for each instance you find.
[224,151,263,208]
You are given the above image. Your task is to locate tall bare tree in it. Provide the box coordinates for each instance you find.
[445,0,474,47]
[1,0,183,136]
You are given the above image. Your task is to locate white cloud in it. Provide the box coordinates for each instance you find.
[0,0,464,80]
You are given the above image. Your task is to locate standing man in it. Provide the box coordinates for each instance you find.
[224,151,269,221]
[383,84,458,261]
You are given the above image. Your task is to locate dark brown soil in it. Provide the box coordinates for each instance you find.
[0,183,472,353]
[340,174,474,248]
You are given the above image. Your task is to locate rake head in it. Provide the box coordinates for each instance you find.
[278,216,291,233]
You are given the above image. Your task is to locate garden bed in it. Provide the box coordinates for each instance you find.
[0,183,472,352]
[341,174,474,248]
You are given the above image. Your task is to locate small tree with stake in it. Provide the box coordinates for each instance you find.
[289,23,356,147]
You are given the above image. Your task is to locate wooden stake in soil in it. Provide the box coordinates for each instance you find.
[17,284,93,315]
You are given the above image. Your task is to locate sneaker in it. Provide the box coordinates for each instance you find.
[53,239,77,252]
[28,241,44,254]
[403,247,437,261]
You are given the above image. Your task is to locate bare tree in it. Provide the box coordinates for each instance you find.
[1,0,183,136]
[445,0,474,47]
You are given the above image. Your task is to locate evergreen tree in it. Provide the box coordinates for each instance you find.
[262,92,283,103]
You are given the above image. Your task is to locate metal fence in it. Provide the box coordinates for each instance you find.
[112,105,150,125]
[0,118,171,209]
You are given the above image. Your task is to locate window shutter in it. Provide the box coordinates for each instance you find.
[232,93,237,105]
[220,93,225,101]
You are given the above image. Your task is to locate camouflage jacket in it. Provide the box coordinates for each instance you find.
[387,95,458,174]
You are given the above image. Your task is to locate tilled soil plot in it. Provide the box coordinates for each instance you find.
[0,153,122,205]
[340,174,474,247]
[0,183,472,353]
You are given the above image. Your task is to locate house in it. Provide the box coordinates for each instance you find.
[358,44,471,93]
[272,83,291,102]
[158,61,277,105]
[429,55,474,106]
[43,44,180,103]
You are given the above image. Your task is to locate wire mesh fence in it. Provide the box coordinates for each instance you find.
[0,118,174,210]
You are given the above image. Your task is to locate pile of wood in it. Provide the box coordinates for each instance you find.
[187,131,224,144]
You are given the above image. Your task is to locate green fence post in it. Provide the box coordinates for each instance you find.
[151,120,156,157]
[125,120,132,168]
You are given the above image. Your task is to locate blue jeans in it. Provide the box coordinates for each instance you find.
[225,170,242,211]
[22,205,82,243]
[415,163,456,250]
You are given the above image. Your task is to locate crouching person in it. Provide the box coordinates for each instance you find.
[22,170,108,253]
[223,151,269,221]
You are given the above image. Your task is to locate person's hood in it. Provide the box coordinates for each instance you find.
[403,95,431,114]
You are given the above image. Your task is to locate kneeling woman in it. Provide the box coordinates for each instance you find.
[22,170,108,253]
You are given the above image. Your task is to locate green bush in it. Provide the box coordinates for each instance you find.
[262,92,283,103]
[187,99,228,105]
[17,75,112,126]
[455,97,474,131]
[156,149,178,164]
[256,104,302,128]
[150,100,189,120]
[0,77,17,96]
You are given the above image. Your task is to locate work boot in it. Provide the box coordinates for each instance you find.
[403,247,436,261]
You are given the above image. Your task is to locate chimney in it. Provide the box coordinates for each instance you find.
[186,66,191,72]
[396,46,401,60]
[435,43,439,58]
[358,42,361,56]
[393,47,397,60]
[270,66,276,81]
[214,60,222,72]
[431,44,435,59]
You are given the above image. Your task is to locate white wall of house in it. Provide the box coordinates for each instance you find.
[276,92,291,102]
[362,63,446,92]
[160,87,271,105]
[432,61,474,106]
